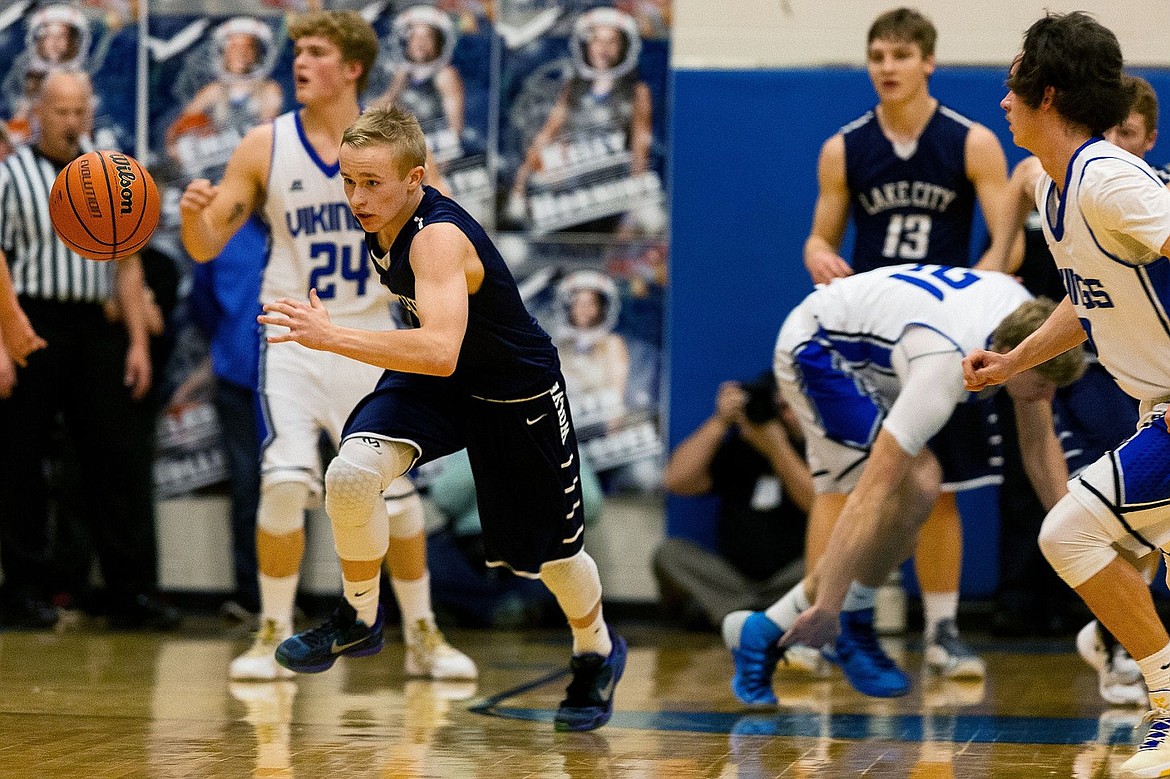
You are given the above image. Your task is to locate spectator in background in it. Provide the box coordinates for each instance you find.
[182,219,268,619]
[51,245,182,618]
[0,71,177,630]
[421,448,604,628]
[656,375,813,650]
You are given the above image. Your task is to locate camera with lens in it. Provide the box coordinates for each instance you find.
[741,372,780,424]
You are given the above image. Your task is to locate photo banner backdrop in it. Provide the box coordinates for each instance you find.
[0,1,136,154]
[496,1,669,237]
[0,0,670,505]
[145,10,292,496]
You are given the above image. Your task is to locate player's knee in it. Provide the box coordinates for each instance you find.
[257,478,311,536]
[385,480,424,538]
[540,551,602,620]
[1038,494,1118,588]
[325,437,415,528]
[325,455,383,528]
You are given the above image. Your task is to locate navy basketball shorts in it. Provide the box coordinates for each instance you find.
[343,373,586,577]
[927,397,1003,493]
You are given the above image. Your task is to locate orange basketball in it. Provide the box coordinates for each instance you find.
[48,150,160,262]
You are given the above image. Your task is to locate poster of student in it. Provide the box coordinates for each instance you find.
[0,1,137,155]
[497,1,669,237]
[144,11,289,497]
[366,2,494,225]
[503,235,667,495]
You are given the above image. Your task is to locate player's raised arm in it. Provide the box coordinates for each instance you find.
[179,123,272,262]
[803,134,853,284]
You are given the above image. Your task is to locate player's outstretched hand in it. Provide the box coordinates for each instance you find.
[962,348,1013,392]
[259,289,334,350]
[780,605,839,649]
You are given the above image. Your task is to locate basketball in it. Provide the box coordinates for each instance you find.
[48,150,160,262]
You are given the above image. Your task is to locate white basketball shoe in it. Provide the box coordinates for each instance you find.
[404,618,478,680]
[1076,620,1146,706]
[230,618,295,681]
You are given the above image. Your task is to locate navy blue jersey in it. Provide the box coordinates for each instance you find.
[366,186,559,398]
[843,104,977,272]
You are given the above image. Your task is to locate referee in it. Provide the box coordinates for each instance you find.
[0,70,177,630]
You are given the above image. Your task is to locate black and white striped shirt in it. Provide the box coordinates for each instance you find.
[0,145,114,303]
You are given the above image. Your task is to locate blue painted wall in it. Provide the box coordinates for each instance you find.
[667,66,1170,596]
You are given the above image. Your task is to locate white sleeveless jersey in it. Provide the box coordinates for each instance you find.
[262,111,393,329]
[1034,139,1170,402]
[787,263,1033,384]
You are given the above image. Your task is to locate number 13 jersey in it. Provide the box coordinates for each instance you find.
[261,110,393,331]
[843,104,977,272]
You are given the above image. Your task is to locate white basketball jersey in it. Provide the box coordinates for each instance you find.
[1035,139,1170,402]
[794,264,1033,373]
[262,111,392,329]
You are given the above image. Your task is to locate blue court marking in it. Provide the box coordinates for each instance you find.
[468,668,569,716]
[476,707,1138,746]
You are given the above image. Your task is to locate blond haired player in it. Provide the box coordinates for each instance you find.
[180,10,475,683]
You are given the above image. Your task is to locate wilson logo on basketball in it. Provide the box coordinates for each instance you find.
[110,153,137,215]
[77,157,103,219]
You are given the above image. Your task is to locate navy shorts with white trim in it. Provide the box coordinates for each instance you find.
[343,371,585,577]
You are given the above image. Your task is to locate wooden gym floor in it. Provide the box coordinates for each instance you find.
[0,618,1145,777]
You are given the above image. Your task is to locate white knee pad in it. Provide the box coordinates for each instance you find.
[257,479,311,536]
[326,437,414,530]
[385,478,424,538]
[1038,493,1120,589]
[540,551,602,620]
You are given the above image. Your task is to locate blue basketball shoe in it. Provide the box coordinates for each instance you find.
[275,600,384,674]
[834,608,910,697]
[722,610,784,706]
[554,626,628,732]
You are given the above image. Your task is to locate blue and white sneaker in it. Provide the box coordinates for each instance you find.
[554,626,627,732]
[835,608,910,698]
[722,610,783,706]
[275,600,384,674]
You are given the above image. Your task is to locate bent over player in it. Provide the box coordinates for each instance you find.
[724,264,1083,703]
[260,105,626,732]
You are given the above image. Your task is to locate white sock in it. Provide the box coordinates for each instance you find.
[572,606,613,657]
[344,575,380,627]
[764,580,810,631]
[841,582,877,612]
[1138,643,1170,709]
[258,572,297,632]
[922,591,960,638]
[391,573,435,629]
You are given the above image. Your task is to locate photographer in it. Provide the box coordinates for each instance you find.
[655,373,813,634]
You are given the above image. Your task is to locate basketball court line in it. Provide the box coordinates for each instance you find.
[475,704,1136,745]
